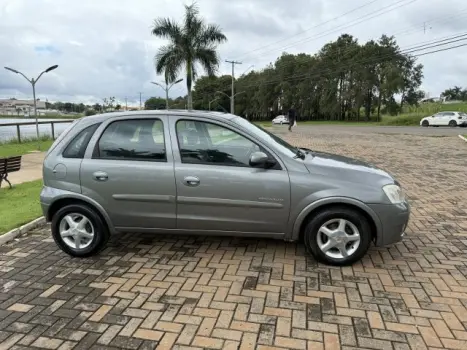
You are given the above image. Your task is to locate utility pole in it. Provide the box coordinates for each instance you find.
[139,92,142,110]
[225,60,242,115]
[125,97,128,111]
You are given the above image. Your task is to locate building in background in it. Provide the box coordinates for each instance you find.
[0,98,53,116]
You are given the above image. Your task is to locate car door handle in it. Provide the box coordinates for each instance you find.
[183,176,200,187]
[93,171,108,181]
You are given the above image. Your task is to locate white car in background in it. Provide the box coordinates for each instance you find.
[272,115,289,125]
[420,111,467,127]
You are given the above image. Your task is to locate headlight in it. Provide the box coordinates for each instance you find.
[383,184,405,204]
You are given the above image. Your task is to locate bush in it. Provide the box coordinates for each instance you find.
[380,114,423,126]
[85,110,96,116]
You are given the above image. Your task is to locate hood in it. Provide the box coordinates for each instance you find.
[303,150,395,185]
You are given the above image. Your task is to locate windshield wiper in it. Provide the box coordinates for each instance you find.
[293,149,306,160]
[299,147,313,153]
[293,147,314,160]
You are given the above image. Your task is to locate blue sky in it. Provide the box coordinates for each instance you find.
[1,0,467,106]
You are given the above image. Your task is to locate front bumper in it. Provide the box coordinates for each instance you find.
[458,120,467,126]
[368,201,410,246]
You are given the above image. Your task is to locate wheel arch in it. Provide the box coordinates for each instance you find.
[47,196,114,234]
[291,197,382,244]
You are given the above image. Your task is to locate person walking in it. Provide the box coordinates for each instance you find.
[288,105,296,131]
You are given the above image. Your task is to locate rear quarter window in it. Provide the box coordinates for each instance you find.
[46,119,80,156]
[62,123,101,158]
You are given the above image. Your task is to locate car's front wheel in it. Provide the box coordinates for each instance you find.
[421,120,429,127]
[51,203,109,257]
[303,206,372,265]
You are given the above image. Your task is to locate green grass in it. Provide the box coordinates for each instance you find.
[403,102,467,114]
[0,180,43,234]
[0,136,54,157]
[379,114,424,126]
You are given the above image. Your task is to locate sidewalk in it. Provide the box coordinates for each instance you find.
[5,152,45,187]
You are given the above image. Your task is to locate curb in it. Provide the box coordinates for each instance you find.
[0,216,46,246]
[458,135,467,142]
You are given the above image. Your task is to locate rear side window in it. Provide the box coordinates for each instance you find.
[63,123,101,159]
[95,119,166,162]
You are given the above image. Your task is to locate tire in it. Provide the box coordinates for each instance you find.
[51,203,110,257]
[449,120,457,127]
[303,206,372,266]
[421,120,429,127]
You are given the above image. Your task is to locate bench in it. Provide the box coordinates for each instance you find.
[0,156,22,189]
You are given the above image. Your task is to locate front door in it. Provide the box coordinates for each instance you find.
[433,113,445,125]
[80,116,177,231]
[171,118,291,235]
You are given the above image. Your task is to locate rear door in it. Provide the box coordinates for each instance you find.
[171,117,291,235]
[440,112,453,125]
[80,115,176,231]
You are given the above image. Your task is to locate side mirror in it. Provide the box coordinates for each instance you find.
[249,151,269,168]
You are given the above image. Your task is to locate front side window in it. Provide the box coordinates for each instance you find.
[95,119,166,161]
[232,116,298,157]
[176,120,262,167]
[63,123,101,158]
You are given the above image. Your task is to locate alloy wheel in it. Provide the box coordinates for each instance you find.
[58,213,95,250]
[316,218,361,259]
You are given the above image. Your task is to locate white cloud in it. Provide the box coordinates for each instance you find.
[0,0,466,106]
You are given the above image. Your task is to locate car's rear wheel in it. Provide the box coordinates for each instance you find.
[449,120,457,127]
[51,203,109,257]
[421,120,429,127]
[303,206,372,266]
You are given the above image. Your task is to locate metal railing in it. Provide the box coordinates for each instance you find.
[0,120,74,143]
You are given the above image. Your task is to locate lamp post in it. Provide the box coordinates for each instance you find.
[209,97,219,111]
[151,78,183,110]
[215,90,246,113]
[4,65,59,149]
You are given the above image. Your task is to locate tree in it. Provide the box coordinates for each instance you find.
[441,86,467,101]
[189,33,426,122]
[145,97,167,110]
[102,97,116,112]
[151,2,227,109]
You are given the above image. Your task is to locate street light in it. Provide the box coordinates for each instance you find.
[216,91,245,114]
[4,65,59,149]
[151,78,183,110]
[209,97,219,111]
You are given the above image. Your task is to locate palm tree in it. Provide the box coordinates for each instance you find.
[151,2,227,109]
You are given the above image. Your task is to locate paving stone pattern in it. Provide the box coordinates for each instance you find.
[1,128,467,350]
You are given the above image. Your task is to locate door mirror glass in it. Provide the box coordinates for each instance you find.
[249,151,269,167]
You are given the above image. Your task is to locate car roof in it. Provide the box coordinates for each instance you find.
[81,109,238,123]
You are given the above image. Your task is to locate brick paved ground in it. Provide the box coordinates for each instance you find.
[1,128,467,350]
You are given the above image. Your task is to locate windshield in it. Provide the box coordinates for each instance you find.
[232,117,298,156]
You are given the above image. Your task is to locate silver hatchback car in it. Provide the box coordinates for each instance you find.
[41,110,409,265]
